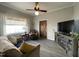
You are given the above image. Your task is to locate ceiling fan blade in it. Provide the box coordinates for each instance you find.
[39,10,47,12]
[26,9,35,11]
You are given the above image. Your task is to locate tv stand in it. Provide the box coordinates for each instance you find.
[55,32,78,57]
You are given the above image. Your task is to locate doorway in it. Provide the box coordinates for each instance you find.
[39,20,47,39]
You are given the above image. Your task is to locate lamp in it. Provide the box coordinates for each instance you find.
[35,11,39,16]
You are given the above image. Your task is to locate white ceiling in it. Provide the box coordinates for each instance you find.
[0,2,75,16]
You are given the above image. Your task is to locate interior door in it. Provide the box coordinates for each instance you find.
[40,20,47,38]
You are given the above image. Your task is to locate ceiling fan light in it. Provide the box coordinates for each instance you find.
[35,11,39,16]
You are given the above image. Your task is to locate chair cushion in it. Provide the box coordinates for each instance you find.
[0,36,11,42]
[7,35,17,45]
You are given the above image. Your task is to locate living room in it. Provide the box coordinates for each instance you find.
[0,2,79,57]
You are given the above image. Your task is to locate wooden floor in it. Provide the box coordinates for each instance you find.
[27,39,70,57]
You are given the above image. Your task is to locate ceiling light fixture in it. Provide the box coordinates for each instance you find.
[35,11,39,16]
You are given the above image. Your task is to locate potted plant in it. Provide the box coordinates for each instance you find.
[71,32,79,57]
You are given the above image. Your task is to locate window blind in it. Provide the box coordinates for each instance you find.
[5,17,27,34]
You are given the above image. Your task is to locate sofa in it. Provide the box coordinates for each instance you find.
[0,35,40,57]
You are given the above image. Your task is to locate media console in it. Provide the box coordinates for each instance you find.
[55,32,78,57]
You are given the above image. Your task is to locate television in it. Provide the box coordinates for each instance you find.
[58,20,74,34]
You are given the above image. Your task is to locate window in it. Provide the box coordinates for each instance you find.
[5,17,27,34]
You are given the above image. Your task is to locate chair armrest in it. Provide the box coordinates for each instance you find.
[27,44,40,57]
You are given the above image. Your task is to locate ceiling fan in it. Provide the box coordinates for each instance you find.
[26,2,47,15]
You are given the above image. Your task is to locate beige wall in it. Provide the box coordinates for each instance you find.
[73,3,79,20]
[0,5,34,35]
[34,7,73,40]
[0,15,4,36]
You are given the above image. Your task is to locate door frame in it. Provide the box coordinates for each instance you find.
[39,20,47,39]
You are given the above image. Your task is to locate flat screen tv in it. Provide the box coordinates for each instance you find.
[58,20,74,34]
